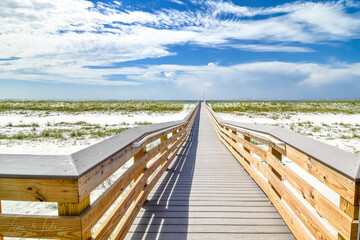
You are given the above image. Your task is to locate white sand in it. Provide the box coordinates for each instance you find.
[0,105,194,239]
[0,104,194,155]
[1,106,358,239]
[220,111,360,238]
[219,112,360,154]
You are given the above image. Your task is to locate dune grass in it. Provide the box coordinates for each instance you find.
[0,101,188,113]
[209,101,360,114]
[0,127,129,141]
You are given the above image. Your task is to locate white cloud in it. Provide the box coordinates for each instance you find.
[0,0,359,85]
[109,61,360,90]
[169,0,184,5]
[222,44,313,52]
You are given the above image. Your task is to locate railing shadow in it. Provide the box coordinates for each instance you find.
[128,105,200,240]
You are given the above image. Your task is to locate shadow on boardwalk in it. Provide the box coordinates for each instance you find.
[127,107,200,240]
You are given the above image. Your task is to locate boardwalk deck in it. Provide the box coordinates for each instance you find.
[126,103,295,240]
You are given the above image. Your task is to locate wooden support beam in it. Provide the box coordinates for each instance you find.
[231,130,237,152]
[58,195,90,240]
[0,214,81,239]
[269,147,283,199]
[0,178,79,203]
[0,200,2,240]
[134,147,146,199]
[172,130,178,144]
[338,196,359,240]
[171,129,178,153]
[160,135,168,166]
[243,136,251,165]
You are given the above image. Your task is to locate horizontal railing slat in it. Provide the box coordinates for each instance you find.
[206,102,359,240]
[286,144,357,205]
[0,214,81,239]
[0,178,79,203]
[266,153,353,239]
[110,125,189,240]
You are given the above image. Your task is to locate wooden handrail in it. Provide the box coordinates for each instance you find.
[0,103,199,239]
[205,102,359,240]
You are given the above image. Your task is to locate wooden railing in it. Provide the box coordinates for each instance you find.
[206,103,360,240]
[0,104,199,239]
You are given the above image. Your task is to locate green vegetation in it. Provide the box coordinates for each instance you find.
[0,101,188,113]
[90,128,128,138]
[41,129,64,139]
[209,101,360,114]
[5,122,39,128]
[0,127,128,141]
[135,121,153,125]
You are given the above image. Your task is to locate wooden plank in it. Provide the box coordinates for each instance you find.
[77,127,182,202]
[143,124,184,147]
[266,188,311,240]
[267,153,354,239]
[129,224,292,233]
[132,217,287,225]
[136,210,283,219]
[265,166,336,240]
[269,147,282,199]
[210,106,330,240]
[111,132,187,240]
[0,214,81,239]
[125,232,295,240]
[92,172,147,240]
[286,145,357,205]
[58,195,90,216]
[134,146,147,200]
[126,105,294,240]
[134,147,147,181]
[81,148,150,234]
[90,117,190,239]
[216,128,268,195]
[338,196,359,240]
[229,131,267,160]
[225,131,334,239]
[0,178,79,203]
[77,144,141,202]
[138,205,277,212]
[147,127,184,163]
[92,132,185,239]
[59,195,90,240]
[172,129,178,144]
[145,200,271,206]
[160,135,168,166]
[0,201,2,240]
[340,196,359,219]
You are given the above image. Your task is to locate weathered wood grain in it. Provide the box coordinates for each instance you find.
[267,153,353,239]
[0,214,81,239]
[286,145,357,205]
[0,178,79,203]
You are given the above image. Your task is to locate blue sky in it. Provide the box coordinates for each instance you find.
[0,0,360,100]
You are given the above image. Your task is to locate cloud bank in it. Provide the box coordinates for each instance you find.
[0,0,359,90]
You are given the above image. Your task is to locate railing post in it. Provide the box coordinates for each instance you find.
[0,200,2,240]
[171,129,178,152]
[269,146,283,199]
[160,135,168,166]
[231,130,237,152]
[338,195,359,240]
[134,146,147,199]
[243,136,251,165]
[58,195,90,240]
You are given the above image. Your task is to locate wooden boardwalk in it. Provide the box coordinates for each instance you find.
[126,103,295,240]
